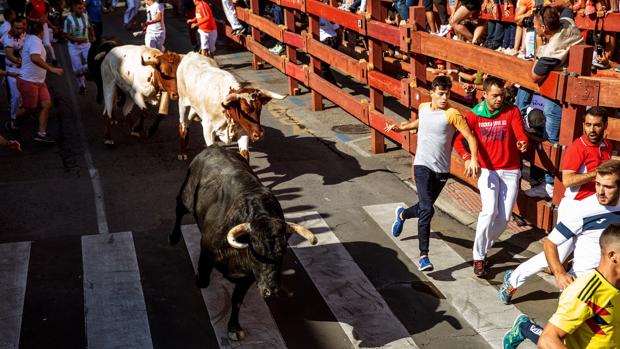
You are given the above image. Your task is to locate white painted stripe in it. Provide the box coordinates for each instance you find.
[363,203,537,349]
[58,49,109,235]
[345,136,372,158]
[0,242,31,349]
[181,225,287,349]
[285,211,419,349]
[82,232,153,349]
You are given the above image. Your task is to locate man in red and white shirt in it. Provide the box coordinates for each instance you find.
[498,106,614,304]
[454,76,529,277]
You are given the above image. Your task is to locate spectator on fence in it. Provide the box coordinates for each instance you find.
[590,1,618,70]
[267,4,285,55]
[0,135,21,150]
[449,0,484,43]
[85,0,103,43]
[454,76,528,277]
[3,15,26,130]
[504,221,620,349]
[64,0,93,94]
[14,21,63,143]
[222,0,246,36]
[25,0,58,65]
[499,107,613,305]
[319,17,340,84]
[387,75,480,272]
[187,0,217,57]
[343,0,367,13]
[485,0,518,52]
[516,5,583,199]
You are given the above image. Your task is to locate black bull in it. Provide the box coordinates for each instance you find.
[169,145,318,340]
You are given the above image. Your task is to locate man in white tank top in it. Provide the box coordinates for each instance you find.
[385,75,481,271]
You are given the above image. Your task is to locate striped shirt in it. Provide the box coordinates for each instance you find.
[549,195,620,276]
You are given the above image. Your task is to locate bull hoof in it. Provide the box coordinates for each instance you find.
[168,229,181,245]
[195,274,210,288]
[239,150,249,162]
[177,154,188,161]
[228,330,245,341]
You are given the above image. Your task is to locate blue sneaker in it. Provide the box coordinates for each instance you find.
[391,206,405,237]
[499,269,517,304]
[418,256,433,271]
[502,314,529,349]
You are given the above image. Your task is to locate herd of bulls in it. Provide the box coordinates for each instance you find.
[86,42,317,341]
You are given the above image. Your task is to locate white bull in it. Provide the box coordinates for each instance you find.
[176,52,285,160]
[97,45,182,145]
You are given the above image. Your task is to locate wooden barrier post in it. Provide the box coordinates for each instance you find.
[249,0,263,70]
[408,6,427,176]
[308,2,324,111]
[368,0,385,153]
[284,7,300,95]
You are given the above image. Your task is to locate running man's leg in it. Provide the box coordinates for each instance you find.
[473,168,500,261]
[485,169,520,253]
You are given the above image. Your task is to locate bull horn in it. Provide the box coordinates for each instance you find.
[141,52,160,66]
[94,51,107,61]
[287,223,318,245]
[226,223,251,249]
[260,90,286,100]
[222,93,239,108]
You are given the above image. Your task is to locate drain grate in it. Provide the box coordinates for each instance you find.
[331,124,370,135]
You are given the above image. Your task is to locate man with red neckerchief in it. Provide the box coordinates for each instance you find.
[454,76,529,278]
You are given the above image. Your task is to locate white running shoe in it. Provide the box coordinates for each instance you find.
[525,183,554,199]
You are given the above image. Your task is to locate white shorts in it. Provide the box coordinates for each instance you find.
[145,31,166,51]
[198,29,217,54]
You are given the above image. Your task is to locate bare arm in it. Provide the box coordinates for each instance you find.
[530,60,545,83]
[537,322,569,349]
[30,53,63,75]
[384,119,419,133]
[459,125,481,178]
[543,238,575,290]
[5,47,21,66]
[562,170,596,188]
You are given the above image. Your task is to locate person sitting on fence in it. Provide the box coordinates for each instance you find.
[187,0,217,57]
[589,0,618,70]
[503,217,620,348]
[499,107,614,305]
[319,17,340,84]
[449,0,485,43]
[267,4,285,55]
[387,75,480,272]
[514,5,582,199]
[222,0,246,36]
[454,76,528,278]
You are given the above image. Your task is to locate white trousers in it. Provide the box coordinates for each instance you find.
[509,197,577,288]
[42,23,56,60]
[198,29,217,53]
[221,0,243,30]
[68,42,90,88]
[145,31,166,51]
[7,75,20,119]
[473,168,521,261]
[124,0,140,25]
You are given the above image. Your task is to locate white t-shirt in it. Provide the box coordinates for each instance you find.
[0,21,12,55]
[145,2,165,34]
[548,194,620,276]
[20,34,47,83]
[2,32,25,73]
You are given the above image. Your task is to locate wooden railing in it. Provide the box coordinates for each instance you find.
[214,0,620,232]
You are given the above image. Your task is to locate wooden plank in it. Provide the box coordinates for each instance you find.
[369,110,410,151]
[285,61,309,85]
[309,73,369,123]
[280,0,303,10]
[367,70,402,100]
[306,0,366,34]
[306,38,367,82]
[580,76,620,108]
[243,10,284,41]
[247,38,286,72]
[366,20,400,46]
[282,31,305,50]
[604,118,620,142]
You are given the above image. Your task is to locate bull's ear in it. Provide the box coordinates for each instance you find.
[222,94,239,108]
[141,51,161,66]
[259,90,286,104]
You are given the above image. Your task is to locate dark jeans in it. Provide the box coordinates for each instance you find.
[394,0,417,21]
[486,21,504,49]
[502,23,516,49]
[403,165,449,255]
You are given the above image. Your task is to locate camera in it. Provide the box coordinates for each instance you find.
[522,4,544,29]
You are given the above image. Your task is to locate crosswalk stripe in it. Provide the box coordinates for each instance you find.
[286,211,419,349]
[82,232,153,349]
[363,203,537,349]
[181,224,288,349]
[0,242,31,349]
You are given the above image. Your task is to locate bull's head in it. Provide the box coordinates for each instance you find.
[226,219,317,298]
[222,88,286,142]
[141,50,183,101]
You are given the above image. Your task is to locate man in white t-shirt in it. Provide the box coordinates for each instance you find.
[143,0,165,51]
[14,21,63,143]
[0,9,16,71]
[3,16,26,128]
[64,0,93,94]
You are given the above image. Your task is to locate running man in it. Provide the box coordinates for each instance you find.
[144,0,166,51]
[3,15,26,130]
[499,107,614,304]
[387,75,480,271]
[503,220,620,348]
[454,76,529,277]
[187,0,217,57]
[64,0,94,94]
[25,0,58,64]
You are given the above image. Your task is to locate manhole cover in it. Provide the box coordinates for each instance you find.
[331,124,369,135]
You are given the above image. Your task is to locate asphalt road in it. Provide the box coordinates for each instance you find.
[0,7,560,349]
